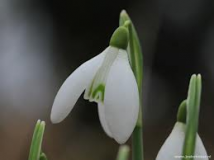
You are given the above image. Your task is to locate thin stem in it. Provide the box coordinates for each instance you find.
[120,10,144,160]
[132,126,143,160]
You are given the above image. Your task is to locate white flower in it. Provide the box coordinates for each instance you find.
[156,122,208,160]
[50,26,140,144]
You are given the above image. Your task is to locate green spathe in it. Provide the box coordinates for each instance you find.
[110,26,129,50]
[182,74,202,160]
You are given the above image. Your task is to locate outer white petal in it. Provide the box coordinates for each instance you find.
[104,49,139,144]
[156,122,208,160]
[51,49,107,123]
[98,103,113,137]
[195,135,209,159]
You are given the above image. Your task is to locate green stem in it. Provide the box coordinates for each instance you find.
[120,10,144,160]
[132,126,143,160]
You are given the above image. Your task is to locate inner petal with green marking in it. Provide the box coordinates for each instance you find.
[84,47,119,103]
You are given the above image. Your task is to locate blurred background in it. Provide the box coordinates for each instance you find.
[0,0,213,159]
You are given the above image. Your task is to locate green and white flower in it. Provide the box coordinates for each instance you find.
[156,122,208,160]
[50,26,139,144]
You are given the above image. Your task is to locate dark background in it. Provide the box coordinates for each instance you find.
[0,0,213,159]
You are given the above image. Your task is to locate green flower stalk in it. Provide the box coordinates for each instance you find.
[156,74,208,160]
[120,10,144,160]
[28,120,47,160]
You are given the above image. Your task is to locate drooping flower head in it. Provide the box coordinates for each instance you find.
[156,74,208,160]
[156,122,208,160]
[51,26,140,144]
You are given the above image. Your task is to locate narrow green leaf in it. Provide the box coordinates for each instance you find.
[177,100,187,123]
[182,74,202,160]
[116,145,130,160]
[28,120,46,160]
[28,120,41,160]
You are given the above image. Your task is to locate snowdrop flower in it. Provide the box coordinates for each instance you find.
[50,26,140,144]
[156,122,208,160]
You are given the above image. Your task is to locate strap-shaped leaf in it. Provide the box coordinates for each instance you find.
[182,74,202,160]
[28,120,46,160]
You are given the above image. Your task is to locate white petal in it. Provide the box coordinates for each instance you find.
[156,122,208,160]
[156,122,186,160]
[98,103,112,137]
[195,135,209,159]
[104,49,139,144]
[51,49,107,123]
